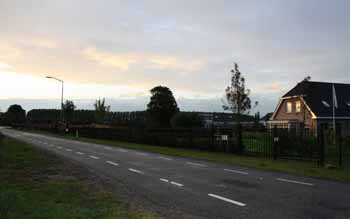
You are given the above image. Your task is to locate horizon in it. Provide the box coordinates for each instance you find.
[1,1,349,115]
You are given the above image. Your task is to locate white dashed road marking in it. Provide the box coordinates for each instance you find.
[186,162,206,167]
[128,168,144,174]
[208,194,246,207]
[65,149,73,152]
[224,169,249,175]
[89,155,100,160]
[160,178,184,187]
[158,156,173,161]
[276,178,314,186]
[106,161,119,166]
[135,152,147,156]
[170,181,184,187]
[58,146,62,149]
[160,178,169,183]
[76,152,84,155]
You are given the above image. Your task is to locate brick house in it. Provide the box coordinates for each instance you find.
[269,81,350,135]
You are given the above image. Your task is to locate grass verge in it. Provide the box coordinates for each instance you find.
[0,135,156,219]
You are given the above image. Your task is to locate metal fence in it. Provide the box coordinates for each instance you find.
[28,124,347,167]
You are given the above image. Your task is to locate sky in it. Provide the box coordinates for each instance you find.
[1,0,349,115]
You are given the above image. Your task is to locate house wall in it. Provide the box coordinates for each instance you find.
[273,97,314,128]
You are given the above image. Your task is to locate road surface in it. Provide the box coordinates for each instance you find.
[2,128,350,219]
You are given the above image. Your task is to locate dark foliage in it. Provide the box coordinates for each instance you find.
[4,104,26,126]
[147,86,179,127]
[171,112,202,128]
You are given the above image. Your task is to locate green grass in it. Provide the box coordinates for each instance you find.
[19,129,350,182]
[0,136,156,219]
[58,134,350,182]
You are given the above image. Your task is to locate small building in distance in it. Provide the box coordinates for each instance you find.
[199,112,255,128]
[269,80,350,135]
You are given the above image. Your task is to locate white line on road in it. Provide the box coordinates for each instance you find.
[117,149,128,152]
[160,178,169,183]
[76,152,84,155]
[276,178,314,186]
[208,194,246,207]
[57,146,63,149]
[157,156,173,161]
[128,168,144,174]
[186,162,206,167]
[224,169,249,175]
[65,149,73,152]
[135,152,147,156]
[89,155,100,159]
[170,181,184,187]
[103,146,111,150]
[106,161,119,166]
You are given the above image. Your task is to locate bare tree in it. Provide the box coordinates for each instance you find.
[223,62,257,153]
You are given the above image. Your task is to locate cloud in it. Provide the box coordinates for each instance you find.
[82,47,137,71]
[20,37,59,49]
[0,62,11,69]
[82,47,204,72]
[266,82,282,90]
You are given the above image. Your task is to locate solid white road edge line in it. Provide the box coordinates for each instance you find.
[276,178,314,186]
[128,168,144,174]
[208,194,246,207]
[224,169,249,175]
[117,149,128,152]
[106,161,119,166]
[89,155,100,159]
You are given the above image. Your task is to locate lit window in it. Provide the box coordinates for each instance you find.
[346,101,350,107]
[322,101,330,107]
[286,102,292,113]
[296,101,301,113]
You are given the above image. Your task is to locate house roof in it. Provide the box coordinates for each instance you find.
[283,81,350,118]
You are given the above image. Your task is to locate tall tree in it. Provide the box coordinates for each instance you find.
[94,98,110,124]
[62,100,76,124]
[223,63,257,153]
[5,104,26,125]
[147,86,179,127]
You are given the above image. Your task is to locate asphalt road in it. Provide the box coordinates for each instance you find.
[2,128,350,219]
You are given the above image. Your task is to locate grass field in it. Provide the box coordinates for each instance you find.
[0,135,156,219]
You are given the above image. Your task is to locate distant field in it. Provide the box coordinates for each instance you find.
[0,136,156,219]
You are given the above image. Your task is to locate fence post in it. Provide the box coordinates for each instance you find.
[337,124,343,167]
[189,128,193,148]
[272,126,278,160]
[319,126,325,167]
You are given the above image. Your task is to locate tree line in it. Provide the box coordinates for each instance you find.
[1,62,258,153]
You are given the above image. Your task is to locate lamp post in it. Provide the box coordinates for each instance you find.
[46,76,64,121]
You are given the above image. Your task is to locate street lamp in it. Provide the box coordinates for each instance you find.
[46,76,64,121]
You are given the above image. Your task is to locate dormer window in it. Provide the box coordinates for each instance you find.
[322,101,330,107]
